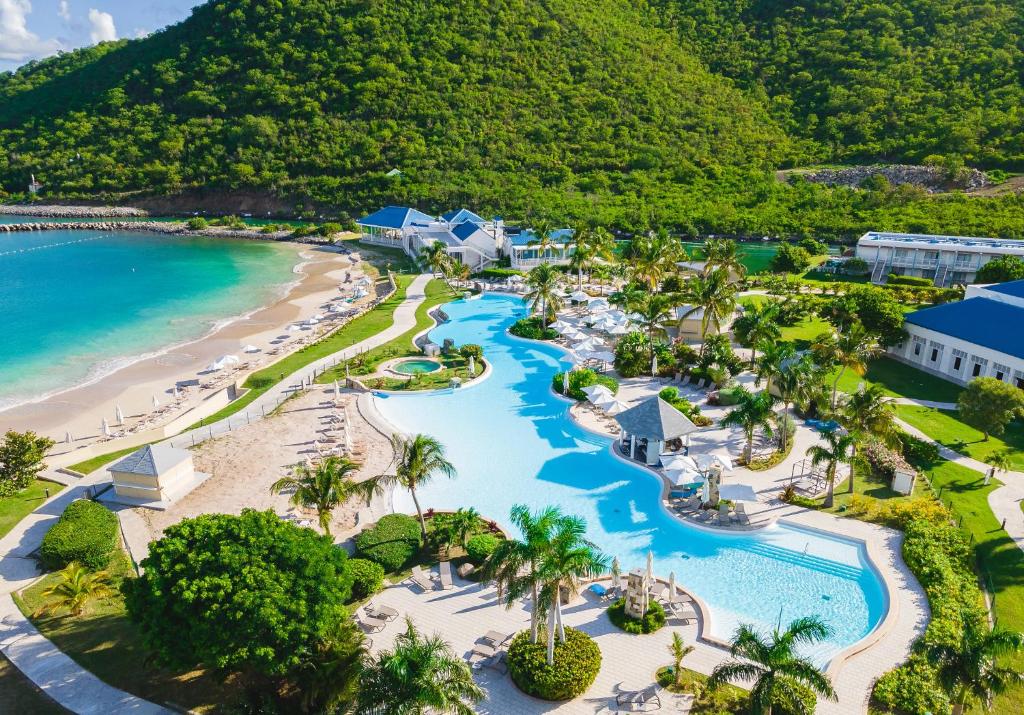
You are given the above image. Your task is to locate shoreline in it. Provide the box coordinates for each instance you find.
[0,204,149,218]
[0,242,367,446]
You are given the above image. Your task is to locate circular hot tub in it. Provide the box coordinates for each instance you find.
[392,358,443,375]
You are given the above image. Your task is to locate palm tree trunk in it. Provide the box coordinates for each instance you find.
[782,401,791,451]
[745,428,754,463]
[831,368,846,409]
[750,345,757,369]
[408,485,428,545]
[530,577,540,643]
[555,588,566,642]
[319,508,332,537]
[578,268,583,291]
[823,465,836,508]
[546,598,557,665]
[849,443,857,494]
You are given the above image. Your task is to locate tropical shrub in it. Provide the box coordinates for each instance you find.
[613,331,651,377]
[346,558,385,601]
[673,342,699,368]
[873,653,951,715]
[863,439,913,480]
[658,387,710,424]
[354,513,422,572]
[770,242,812,273]
[507,628,602,700]
[886,274,933,287]
[39,499,119,570]
[459,343,483,360]
[797,237,828,255]
[185,217,208,230]
[509,316,558,340]
[607,597,666,634]
[896,430,941,467]
[465,533,501,564]
[475,268,524,279]
[552,368,619,401]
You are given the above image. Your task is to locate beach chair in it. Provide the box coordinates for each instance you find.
[718,503,735,525]
[482,630,512,647]
[667,600,698,624]
[467,649,508,674]
[439,560,454,590]
[735,502,751,525]
[615,685,662,712]
[356,612,388,633]
[588,583,615,601]
[365,604,399,621]
[408,565,436,592]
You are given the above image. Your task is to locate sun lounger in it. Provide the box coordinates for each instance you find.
[735,502,751,525]
[615,684,662,711]
[438,560,454,590]
[667,601,698,624]
[482,630,512,647]
[356,612,387,633]
[365,604,399,621]
[408,565,436,592]
[588,583,617,601]
[467,649,508,674]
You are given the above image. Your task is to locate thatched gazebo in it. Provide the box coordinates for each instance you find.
[613,396,699,466]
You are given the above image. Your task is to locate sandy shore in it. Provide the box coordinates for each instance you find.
[140,388,395,541]
[0,243,370,446]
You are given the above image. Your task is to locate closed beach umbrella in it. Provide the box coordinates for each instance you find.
[345,362,350,379]
[469,355,476,375]
[243,344,260,353]
[646,550,654,585]
[101,418,111,437]
[333,380,340,397]
[152,395,160,408]
[173,384,181,399]
[65,431,72,444]
[562,370,570,394]
[115,405,125,424]
[668,572,677,604]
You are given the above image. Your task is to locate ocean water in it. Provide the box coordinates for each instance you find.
[0,221,299,410]
[374,294,887,664]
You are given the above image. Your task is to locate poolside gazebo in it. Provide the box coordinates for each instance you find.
[613,397,699,466]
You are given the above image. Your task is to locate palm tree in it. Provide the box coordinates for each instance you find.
[419,241,453,290]
[628,230,682,290]
[720,388,777,463]
[526,218,558,261]
[774,356,821,452]
[806,428,856,508]
[632,292,677,375]
[702,238,747,280]
[678,268,737,356]
[708,616,838,715]
[989,448,1014,485]
[755,342,796,396]
[270,455,378,537]
[927,616,1024,715]
[536,514,608,665]
[432,507,480,551]
[567,224,595,290]
[837,385,896,494]
[668,632,695,688]
[481,505,561,644]
[358,617,483,715]
[733,300,781,367]
[297,621,367,714]
[375,434,456,544]
[33,562,112,617]
[525,262,563,326]
[812,322,881,409]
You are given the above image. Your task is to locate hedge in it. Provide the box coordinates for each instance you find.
[39,499,119,570]
[465,533,501,564]
[607,597,666,634]
[474,268,523,279]
[508,627,602,700]
[347,558,385,601]
[552,368,619,401]
[354,514,422,572]
[886,274,934,287]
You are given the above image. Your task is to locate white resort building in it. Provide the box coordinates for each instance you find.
[356,205,575,272]
[856,231,1024,286]
[891,279,1024,387]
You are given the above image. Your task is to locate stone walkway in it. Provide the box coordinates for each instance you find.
[0,274,433,715]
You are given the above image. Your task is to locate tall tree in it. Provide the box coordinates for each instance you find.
[702,238,747,280]
[720,388,776,463]
[708,616,838,715]
[733,300,781,367]
[775,356,822,452]
[628,230,682,290]
[678,268,737,356]
[270,456,379,537]
[812,322,881,409]
[631,292,677,375]
[525,262,564,326]
[958,377,1024,441]
[419,241,454,290]
[927,617,1024,715]
[376,434,456,544]
[0,430,55,497]
[296,621,367,715]
[806,428,856,508]
[359,618,483,715]
[755,341,796,397]
[668,632,695,688]
[526,218,558,261]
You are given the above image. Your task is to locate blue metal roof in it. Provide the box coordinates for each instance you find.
[985,279,1024,300]
[451,221,483,241]
[511,228,574,247]
[441,208,485,224]
[357,206,435,230]
[905,297,1024,359]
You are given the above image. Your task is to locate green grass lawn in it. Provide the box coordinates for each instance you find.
[895,405,1024,470]
[68,446,142,476]
[0,654,66,713]
[0,479,59,538]
[739,295,831,347]
[370,354,481,391]
[15,550,236,713]
[832,357,965,403]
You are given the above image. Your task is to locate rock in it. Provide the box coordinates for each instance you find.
[797,164,990,193]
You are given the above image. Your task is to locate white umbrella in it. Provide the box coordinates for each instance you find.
[595,395,626,414]
[205,360,223,372]
[287,324,303,332]
[666,467,704,487]
[243,344,261,353]
[101,418,111,437]
[608,323,631,335]
[574,338,604,353]
[510,274,524,283]
[586,350,616,364]
[696,452,734,472]
[151,395,160,408]
[115,405,125,425]
[65,431,72,444]
[307,318,320,326]
[646,550,654,585]
[570,290,590,303]
[551,319,575,333]
[353,288,368,298]
[581,384,614,403]
[311,314,324,321]
[662,454,698,471]
[563,327,588,341]
[333,379,341,397]
[588,298,610,311]
[469,355,476,375]
[173,384,182,399]
[611,557,621,591]
[668,572,677,604]
[219,354,240,366]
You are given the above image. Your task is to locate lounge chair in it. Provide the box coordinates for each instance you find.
[588,583,617,601]
[615,684,662,712]
[680,375,691,386]
[438,560,454,590]
[467,649,508,674]
[666,600,698,624]
[408,565,436,592]
[356,612,387,633]
[365,604,399,621]
[735,502,751,525]
[482,630,512,647]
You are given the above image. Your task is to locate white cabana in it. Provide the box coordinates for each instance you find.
[243,344,261,353]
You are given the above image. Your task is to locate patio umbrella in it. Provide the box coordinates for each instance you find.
[151,395,160,408]
[581,384,614,403]
[469,355,476,375]
[570,290,590,303]
[587,350,616,365]
[101,418,111,437]
[333,380,340,397]
[65,431,72,444]
[646,550,654,585]
[666,467,704,487]
[611,557,621,591]
[574,338,603,353]
[595,396,627,415]
[668,572,677,604]
[243,344,261,353]
[563,327,588,341]
[287,324,302,332]
[607,322,631,335]
[550,319,574,333]
[588,298,610,311]
[115,405,125,425]
[696,452,734,472]
[662,454,698,471]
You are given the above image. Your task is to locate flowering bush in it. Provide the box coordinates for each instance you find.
[863,439,913,479]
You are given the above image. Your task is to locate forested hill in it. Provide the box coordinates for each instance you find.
[655,0,1024,168]
[0,0,788,213]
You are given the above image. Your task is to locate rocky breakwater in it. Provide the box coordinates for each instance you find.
[801,164,990,193]
[0,204,148,218]
[0,220,183,233]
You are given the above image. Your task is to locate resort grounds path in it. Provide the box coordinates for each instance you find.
[0,273,433,714]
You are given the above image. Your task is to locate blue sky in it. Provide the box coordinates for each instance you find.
[0,0,201,71]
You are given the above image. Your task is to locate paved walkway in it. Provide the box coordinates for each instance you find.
[0,274,433,715]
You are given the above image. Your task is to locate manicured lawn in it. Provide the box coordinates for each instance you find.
[923,459,1024,714]
[738,295,831,347]
[15,550,236,713]
[0,654,66,713]
[0,479,59,538]
[820,460,931,516]
[371,354,482,391]
[896,405,1024,470]
[832,357,964,403]
[68,446,142,476]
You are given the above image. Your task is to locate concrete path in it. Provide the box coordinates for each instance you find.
[0,274,433,715]
[893,398,958,410]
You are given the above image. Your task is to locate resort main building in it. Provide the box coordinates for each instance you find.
[856,231,1024,286]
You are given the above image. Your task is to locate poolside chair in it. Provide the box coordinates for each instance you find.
[467,649,508,675]
[735,502,751,525]
[408,565,436,592]
[615,684,662,712]
[667,601,698,624]
[356,612,387,634]
[438,560,454,590]
[365,604,399,621]
[588,583,618,601]
[482,630,512,647]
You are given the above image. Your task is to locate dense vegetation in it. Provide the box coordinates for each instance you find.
[39,500,119,571]
[2,0,1024,237]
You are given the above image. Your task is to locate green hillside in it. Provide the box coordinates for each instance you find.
[1,0,1023,238]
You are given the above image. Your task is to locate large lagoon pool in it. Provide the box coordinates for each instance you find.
[374,293,887,664]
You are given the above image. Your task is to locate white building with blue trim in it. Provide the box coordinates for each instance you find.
[503,227,575,270]
[891,279,1024,388]
[356,206,504,271]
[856,231,1024,286]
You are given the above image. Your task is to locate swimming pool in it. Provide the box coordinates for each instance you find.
[392,358,443,375]
[373,294,887,664]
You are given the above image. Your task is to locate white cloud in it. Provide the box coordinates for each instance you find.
[87,6,114,43]
[0,0,60,61]
[132,26,148,39]
[57,0,69,21]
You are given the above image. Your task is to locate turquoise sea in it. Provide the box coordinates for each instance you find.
[0,219,299,411]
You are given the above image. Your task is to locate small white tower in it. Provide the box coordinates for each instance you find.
[28,174,42,195]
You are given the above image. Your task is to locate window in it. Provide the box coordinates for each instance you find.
[1017,377,1024,390]
[951,349,968,375]
[930,348,939,362]
[997,370,1005,381]
[994,363,1011,382]
[953,357,962,371]
[973,363,983,377]
[914,343,922,356]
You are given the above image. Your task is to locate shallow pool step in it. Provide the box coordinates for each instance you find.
[737,540,866,582]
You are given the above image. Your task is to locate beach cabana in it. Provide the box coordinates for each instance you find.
[614,397,699,466]
[103,443,210,510]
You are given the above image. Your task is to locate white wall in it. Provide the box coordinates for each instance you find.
[890,323,1024,388]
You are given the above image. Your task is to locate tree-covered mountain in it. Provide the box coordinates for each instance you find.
[1,0,1023,238]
